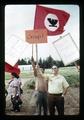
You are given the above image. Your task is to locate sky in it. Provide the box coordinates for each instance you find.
[5,4,80,61]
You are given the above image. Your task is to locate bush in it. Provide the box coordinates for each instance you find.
[23,79,35,89]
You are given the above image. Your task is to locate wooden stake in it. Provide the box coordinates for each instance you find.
[36,44,38,65]
[32,44,33,57]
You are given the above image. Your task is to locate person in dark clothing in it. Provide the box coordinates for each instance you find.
[7,72,22,112]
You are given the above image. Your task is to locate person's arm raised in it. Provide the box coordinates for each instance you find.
[31,56,37,77]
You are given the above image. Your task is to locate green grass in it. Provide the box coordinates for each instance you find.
[59,67,79,87]
[5,72,11,80]
[5,66,80,87]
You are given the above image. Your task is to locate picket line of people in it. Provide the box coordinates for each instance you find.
[6,57,69,115]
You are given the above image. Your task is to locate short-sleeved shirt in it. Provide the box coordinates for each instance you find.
[48,74,69,94]
[17,77,22,95]
[18,77,22,87]
[7,78,21,96]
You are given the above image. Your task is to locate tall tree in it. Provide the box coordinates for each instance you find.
[18,59,27,65]
[38,58,43,68]
[47,56,53,68]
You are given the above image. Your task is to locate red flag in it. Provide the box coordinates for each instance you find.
[5,62,20,75]
[34,5,70,36]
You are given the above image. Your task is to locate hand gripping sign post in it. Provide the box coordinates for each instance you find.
[52,33,79,66]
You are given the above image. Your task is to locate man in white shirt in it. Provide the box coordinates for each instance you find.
[48,65,69,115]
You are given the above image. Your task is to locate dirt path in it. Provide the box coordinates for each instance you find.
[5,78,79,115]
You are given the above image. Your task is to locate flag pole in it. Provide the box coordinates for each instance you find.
[36,44,38,65]
[32,44,33,57]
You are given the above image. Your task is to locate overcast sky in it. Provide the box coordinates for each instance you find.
[5,4,79,61]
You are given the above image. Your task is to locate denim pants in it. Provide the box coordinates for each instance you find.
[37,91,48,115]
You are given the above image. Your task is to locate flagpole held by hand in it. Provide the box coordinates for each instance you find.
[36,44,38,65]
[32,44,33,57]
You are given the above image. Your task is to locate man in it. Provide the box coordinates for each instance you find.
[48,65,69,115]
[31,57,48,115]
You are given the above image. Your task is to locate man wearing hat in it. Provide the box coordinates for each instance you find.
[48,65,69,115]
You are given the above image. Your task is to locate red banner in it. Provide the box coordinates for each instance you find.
[34,5,70,36]
[5,62,20,75]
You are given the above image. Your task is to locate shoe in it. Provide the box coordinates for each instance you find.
[14,109,20,112]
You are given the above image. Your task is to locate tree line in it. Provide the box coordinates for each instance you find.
[18,56,76,68]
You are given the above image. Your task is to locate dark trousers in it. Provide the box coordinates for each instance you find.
[48,94,64,115]
[11,95,22,111]
[37,91,48,115]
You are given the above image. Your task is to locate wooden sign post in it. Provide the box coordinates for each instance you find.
[25,29,47,64]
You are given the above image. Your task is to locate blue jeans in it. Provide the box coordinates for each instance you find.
[37,91,48,115]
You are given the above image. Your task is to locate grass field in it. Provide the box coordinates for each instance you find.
[5,66,79,87]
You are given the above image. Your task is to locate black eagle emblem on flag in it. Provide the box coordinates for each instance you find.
[47,18,58,27]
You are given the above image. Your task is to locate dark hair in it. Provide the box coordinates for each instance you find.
[11,72,19,79]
